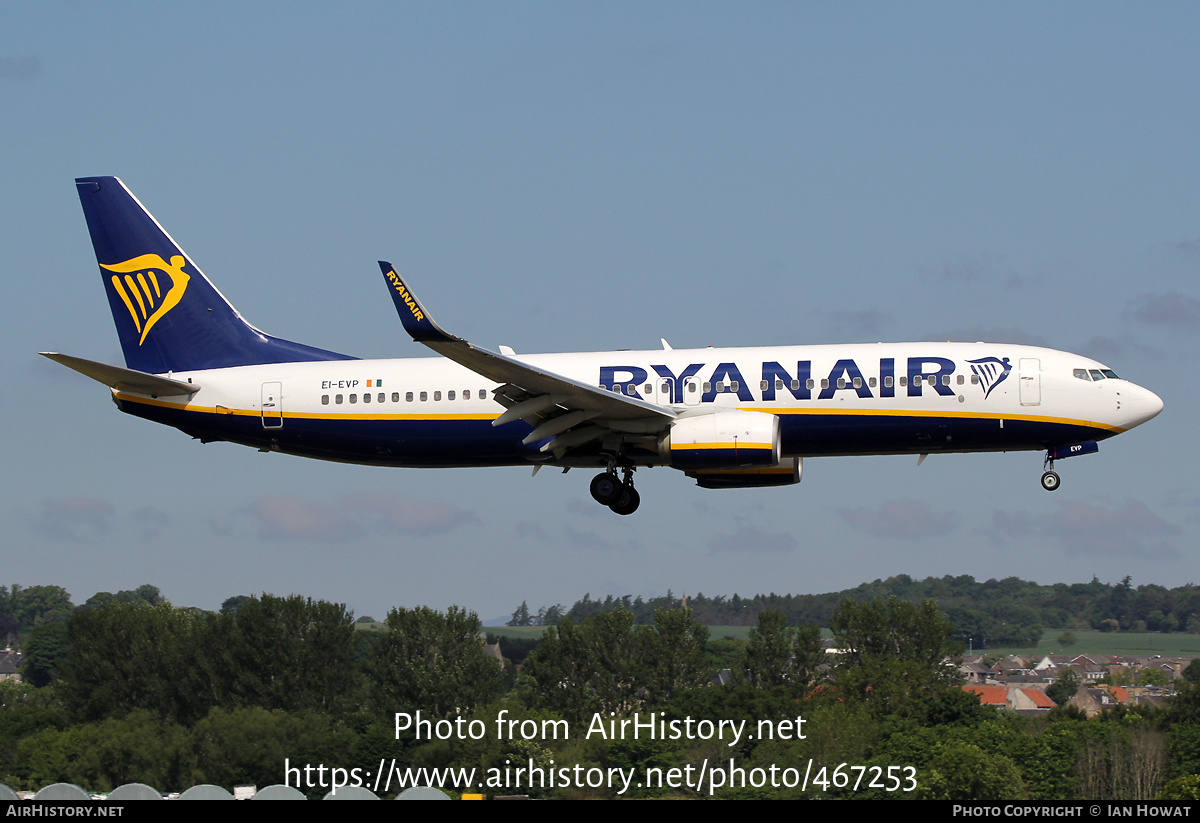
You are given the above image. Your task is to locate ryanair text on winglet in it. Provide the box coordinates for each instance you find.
[385,269,425,322]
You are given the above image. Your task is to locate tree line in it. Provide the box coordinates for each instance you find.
[5,582,1200,798]
[511,573,1200,647]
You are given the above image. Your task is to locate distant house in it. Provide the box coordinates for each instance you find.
[0,651,21,683]
[963,684,1054,714]
[482,641,505,669]
[1069,687,1120,717]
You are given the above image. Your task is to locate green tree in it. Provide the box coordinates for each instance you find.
[1159,774,1200,800]
[828,597,961,718]
[508,601,532,627]
[220,595,252,614]
[20,623,70,688]
[370,605,505,720]
[644,606,710,701]
[209,594,359,715]
[830,597,960,672]
[1046,669,1081,706]
[6,585,73,633]
[520,607,649,722]
[744,609,794,688]
[918,742,1026,800]
[59,602,213,724]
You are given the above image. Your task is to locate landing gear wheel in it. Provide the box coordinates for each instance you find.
[609,486,641,515]
[590,472,621,505]
[1040,471,1061,492]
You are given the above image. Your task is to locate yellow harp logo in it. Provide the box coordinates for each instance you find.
[102,254,191,345]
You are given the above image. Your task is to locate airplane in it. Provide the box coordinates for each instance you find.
[44,176,1164,516]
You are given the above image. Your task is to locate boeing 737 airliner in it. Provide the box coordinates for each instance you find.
[45,177,1164,515]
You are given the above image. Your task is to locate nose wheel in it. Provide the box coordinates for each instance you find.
[589,466,641,515]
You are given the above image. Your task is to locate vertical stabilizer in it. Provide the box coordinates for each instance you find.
[76,177,354,373]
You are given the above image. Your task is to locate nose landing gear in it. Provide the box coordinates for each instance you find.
[1039,440,1100,491]
[589,465,640,515]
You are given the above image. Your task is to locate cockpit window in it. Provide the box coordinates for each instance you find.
[1074,368,1090,381]
[1102,369,1119,379]
[1089,369,1105,381]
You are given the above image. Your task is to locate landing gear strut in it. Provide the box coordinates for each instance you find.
[1041,453,1060,492]
[589,466,640,515]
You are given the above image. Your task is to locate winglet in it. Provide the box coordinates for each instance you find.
[378,262,459,343]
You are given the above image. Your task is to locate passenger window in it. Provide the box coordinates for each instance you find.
[821,379,829,389]
[852,377,862,388]
[448,391,456,401]
[971,374,979,384]
[363,392,371,403]
[806,379,815,390]
[957,375,964,385]
[703,382,711,393]
[837,378,846,389]
[884,376,893,388]
[349,394,357,404]
[730,381,739,392]
[420,391,428,401]
[941,375,950,386]
[321,395,329,405]
[392,392,399,402]
[335,394,343,404]
[687,382,696,393]
[760,380,769,391]
[464,390,471,399]
[869,377,876,388]
[791,379,800,390]
[899,376,908,387]
[434,391,442,401]
[406,392,414,402]
[913,375,922,386]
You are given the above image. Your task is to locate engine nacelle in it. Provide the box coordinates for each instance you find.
[687,457,802,489]
[660,410,781,470]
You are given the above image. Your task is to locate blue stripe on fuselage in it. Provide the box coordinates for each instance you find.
[115,396,1115,467]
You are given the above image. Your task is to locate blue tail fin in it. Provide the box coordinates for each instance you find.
[76,177,355,373]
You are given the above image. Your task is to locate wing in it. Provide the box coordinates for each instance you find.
[378,262,675,460]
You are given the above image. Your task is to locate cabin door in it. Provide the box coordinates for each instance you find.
[261,382,283,428]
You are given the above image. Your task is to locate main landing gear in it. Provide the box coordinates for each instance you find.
[590,467,640,515]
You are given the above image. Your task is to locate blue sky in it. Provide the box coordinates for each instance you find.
[3,3,1197,623]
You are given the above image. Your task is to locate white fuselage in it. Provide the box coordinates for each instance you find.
[112,341,1162,469]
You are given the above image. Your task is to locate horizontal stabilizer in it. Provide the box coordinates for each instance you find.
[40,352,200,397]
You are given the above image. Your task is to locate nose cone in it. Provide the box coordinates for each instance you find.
[1123,383,1164,429]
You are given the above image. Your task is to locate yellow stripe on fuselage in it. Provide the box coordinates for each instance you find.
[671,442,774,451]
[753,406,1125,434]
[113,392,499,422]
[112,392,1122,433]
